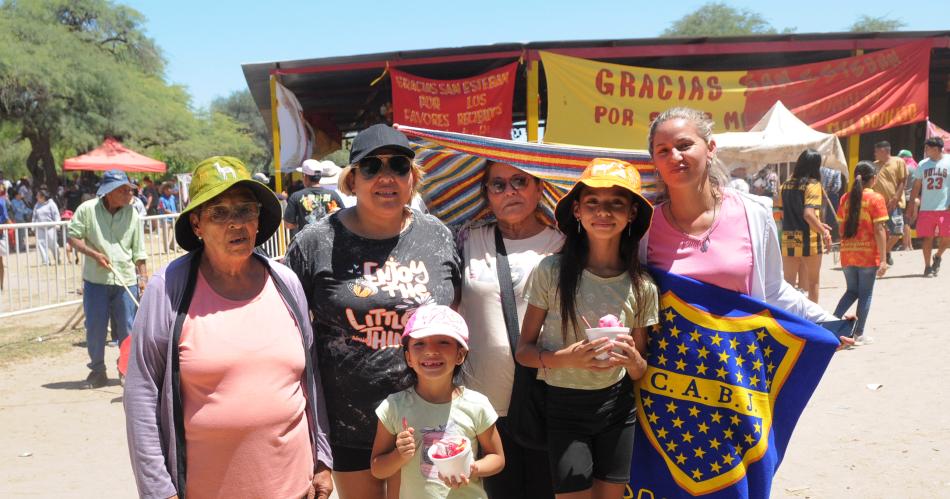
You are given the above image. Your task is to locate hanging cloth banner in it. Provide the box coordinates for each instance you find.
[541,40,931,150]
[391,62,519,139]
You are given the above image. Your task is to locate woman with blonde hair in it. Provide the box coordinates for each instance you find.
[641,107,839,325]
[285,124,461,499]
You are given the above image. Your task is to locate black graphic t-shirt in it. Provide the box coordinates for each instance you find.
[283,187,344,239]
[285,209,461,449]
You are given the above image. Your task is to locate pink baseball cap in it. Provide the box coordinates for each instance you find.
[403,305,469,350]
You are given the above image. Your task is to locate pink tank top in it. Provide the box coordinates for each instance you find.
[648,191,754,294]
[180,271,313,499]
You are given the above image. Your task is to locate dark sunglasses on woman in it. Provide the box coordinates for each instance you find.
[486,174,532,195]
[357,155,413,178]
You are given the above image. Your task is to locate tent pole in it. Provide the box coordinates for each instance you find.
[269,73,285,254]
[847,49,863,180]
[526,55,540,143]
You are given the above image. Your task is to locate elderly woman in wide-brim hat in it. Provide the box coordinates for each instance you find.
[124,156,333,499]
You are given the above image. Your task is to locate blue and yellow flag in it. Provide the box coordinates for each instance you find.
[629,269,839,499]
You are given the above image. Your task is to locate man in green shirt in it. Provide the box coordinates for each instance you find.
[68,170,147,389]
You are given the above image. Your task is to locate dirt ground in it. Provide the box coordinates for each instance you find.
[0,249,947,498]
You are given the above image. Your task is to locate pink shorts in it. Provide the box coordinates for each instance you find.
[916,211,950,237]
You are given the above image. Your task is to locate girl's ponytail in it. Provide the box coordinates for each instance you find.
[843,162,876,239]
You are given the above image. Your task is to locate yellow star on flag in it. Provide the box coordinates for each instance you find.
[682,430,694,443]
[657,427,669,439]
[672,417,685,429]
[749,374,760,387]
[715,367,728,380]
[656,354,669,366]
[722,453,735,465]
[694,447,706,459]
[746,343,758,355]
[669,325,681,337]
[676,343,689,355]
[676,453,687,465]
[729,338,739,351]
[657,338,669,350]
[710,461,722,473]
[752,359,763,371]
[709,437,721,449]
[664,310,675,322]
[730,414,742,426]
[763,345,773,357]
[697,345,709,359]
[754,422,762,433]
[734,371,744,383]
[735,443,744,455]
[666,440,679,452]
[691,469,703,480]
[756,329,767,341]
[744,433,756,445]
[688,406,700,417]
[643,395,653,408]
[698,422,710,434]
[711,411,723,423]
[711,333,723,346]
[718,351,731,363]
[734,355,746,368]
[724,429,734,440]
[690,329,701,342]
[675,359,687,371]
[767,362,776,373]
[648,413,659,424]
[696,363,708,375]
[666,401,678,413]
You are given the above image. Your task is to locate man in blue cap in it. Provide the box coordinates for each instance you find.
[68,169,147,388]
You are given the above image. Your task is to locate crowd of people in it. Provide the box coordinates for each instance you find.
[6,106,935,498]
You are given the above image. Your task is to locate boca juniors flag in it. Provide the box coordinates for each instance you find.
[629,269,839,498]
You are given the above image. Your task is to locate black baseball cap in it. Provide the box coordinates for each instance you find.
[349,124,415,164]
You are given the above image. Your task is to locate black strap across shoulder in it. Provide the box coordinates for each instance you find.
[494,227,520,359]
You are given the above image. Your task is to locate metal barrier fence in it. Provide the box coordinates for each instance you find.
[0,214,290,318]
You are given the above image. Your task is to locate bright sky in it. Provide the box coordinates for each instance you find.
[122,0,945,108]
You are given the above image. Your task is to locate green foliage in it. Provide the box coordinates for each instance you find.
[0,0,261,186]
[210,90,272,171]
[661,2,793,37]
[849,15,906,32]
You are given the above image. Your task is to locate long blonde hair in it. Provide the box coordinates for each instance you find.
[646,107,728,203]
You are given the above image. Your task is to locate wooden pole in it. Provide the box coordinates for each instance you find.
[269,74,285,254]
[526,57,540,143]
[847,49,864,180]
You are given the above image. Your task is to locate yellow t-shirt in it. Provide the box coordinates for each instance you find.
[523,255,659,390]
[872,156,908,209]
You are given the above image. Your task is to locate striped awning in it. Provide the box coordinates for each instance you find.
[396,125,655,227]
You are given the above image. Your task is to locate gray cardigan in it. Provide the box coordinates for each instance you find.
[123,251,332,499]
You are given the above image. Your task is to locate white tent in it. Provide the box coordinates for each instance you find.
[714,101,849,179]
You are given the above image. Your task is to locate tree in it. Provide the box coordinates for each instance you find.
[210,90,271,171]
[849,15,906,32]
[661,2,793,37]
[0,0,261,189]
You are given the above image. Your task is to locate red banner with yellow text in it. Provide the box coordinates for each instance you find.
[541,41,930,150]
[391,63,519,138]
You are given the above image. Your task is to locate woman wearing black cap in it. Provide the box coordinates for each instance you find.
[285,124,462,499]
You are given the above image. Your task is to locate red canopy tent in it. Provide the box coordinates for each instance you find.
[63,137,166,173]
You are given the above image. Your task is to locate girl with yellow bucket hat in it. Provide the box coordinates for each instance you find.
[513,158,659,497]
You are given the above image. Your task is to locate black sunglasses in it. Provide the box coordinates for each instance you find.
[357,155,412,178]
[486,175,532,195]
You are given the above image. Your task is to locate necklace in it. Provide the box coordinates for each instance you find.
[665,201,719,253]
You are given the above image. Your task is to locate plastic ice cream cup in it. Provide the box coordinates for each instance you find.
[427,436,474,481]
[585,327,628,360]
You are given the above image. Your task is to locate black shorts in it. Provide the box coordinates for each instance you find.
[330,444,372,472]
[545,377,637,494]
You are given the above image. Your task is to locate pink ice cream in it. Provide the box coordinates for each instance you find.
[598,314,622,328]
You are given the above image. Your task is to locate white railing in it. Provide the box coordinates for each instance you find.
[0,214,291,318]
